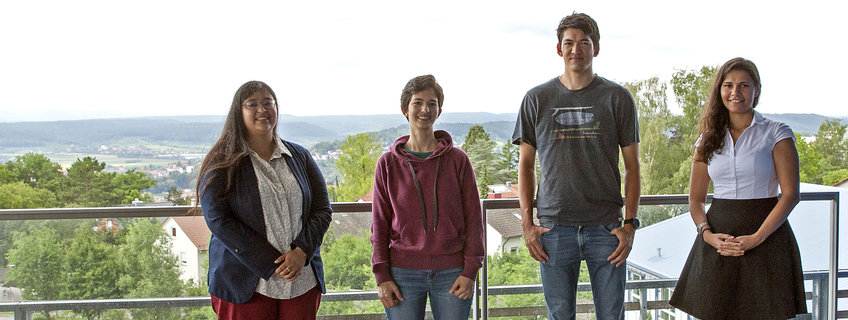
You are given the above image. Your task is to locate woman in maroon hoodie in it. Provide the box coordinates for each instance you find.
[370,75,485,319]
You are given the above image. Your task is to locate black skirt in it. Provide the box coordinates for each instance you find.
[669,198,807,320]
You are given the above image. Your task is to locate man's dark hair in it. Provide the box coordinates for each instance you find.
[557,12,600,47]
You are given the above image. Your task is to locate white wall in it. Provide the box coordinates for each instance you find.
[486,224,502,256]
[162,219,201,283]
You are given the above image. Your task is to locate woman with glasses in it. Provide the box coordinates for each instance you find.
[196,80,332,320]
[669,58,807,319]
[370,75,485,320]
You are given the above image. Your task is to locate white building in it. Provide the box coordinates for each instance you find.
[627,183,848,319]
[162,216,210,284]
[485,209,525,256]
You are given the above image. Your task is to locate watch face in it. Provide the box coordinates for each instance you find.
[625,218,640,228]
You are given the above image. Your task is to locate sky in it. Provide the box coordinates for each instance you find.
[2,0,847,123]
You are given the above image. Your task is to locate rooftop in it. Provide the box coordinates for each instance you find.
[629,183,848,278]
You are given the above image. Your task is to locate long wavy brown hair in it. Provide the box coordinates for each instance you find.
[194,81,279,207]
[694,57,761,164]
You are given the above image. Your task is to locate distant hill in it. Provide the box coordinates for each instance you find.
[0,113,840,156]
[277,112,516,138]
[758,113,836,135]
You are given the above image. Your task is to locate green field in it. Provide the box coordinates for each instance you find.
[31,153,178,170]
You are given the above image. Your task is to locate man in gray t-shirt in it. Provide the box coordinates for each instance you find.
[511,12,640,320]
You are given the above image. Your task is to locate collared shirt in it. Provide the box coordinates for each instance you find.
[249,140,316,299]
[700,111,795,199]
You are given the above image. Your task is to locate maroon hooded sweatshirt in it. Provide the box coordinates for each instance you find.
[370,130,485,285]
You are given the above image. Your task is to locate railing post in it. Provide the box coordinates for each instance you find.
[828,196,839,320]
[639,288,648,320]
[13,306,29,320]
[472,274,479,320]
[814,276,828,320]
[481,200,488,320]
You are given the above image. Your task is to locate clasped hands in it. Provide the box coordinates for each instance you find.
[703,231,764,256]
[274,247,307,281]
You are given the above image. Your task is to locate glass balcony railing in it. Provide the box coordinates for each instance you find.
[0,192,841,320]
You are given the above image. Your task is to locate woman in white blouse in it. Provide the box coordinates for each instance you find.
[669,58,807,319]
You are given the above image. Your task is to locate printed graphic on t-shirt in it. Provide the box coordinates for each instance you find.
[551,106,600,140]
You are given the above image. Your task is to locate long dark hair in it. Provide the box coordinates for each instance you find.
[194,81,279,204]
[694,57,761,163]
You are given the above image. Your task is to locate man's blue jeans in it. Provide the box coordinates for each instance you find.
[384,266,473,320]
[538,222,625,320]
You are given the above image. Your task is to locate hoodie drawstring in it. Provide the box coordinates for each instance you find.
[406,158,440,233]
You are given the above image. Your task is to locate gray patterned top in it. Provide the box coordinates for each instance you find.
[250,141,317,299]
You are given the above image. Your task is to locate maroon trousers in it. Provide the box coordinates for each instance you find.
[211,286,322,320]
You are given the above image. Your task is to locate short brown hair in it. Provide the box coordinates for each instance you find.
[400,74,444,113]
[557,12,600,47]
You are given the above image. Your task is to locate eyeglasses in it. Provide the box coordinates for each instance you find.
[243,99,276,110]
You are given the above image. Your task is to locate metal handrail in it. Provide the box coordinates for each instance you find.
[0,192,840,320]
[1,272,844,318]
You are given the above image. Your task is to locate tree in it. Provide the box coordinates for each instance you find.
[670,65,716,146]
[6,227,66,320]
[322,230,375,291]
[117,219,183,320]
[463,125,498,198]
[4,209,196,319]
[183,277,218,320]
[62,156,115,206]
[796,133,823,184]
[813,120,848,173]
[624,77,677,195]
[61,157,155,206]
[167,187,190,205]
[0,181,57,209]
[4,153,64,192]
[63,225,123,319]
[317,229,383,316]
[0,163,15,184]
[336,133,382,202]
[795,120,848,185]
[660,66,717,196]
[486,246,591,318]
[823,169,848,186]
[494,140,519,184]
[113,169,155,204]
[461,124,491,152]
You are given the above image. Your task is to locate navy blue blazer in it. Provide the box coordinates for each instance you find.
[200,139,333,304]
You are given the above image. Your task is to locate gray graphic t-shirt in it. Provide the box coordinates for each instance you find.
[512,76,639,225]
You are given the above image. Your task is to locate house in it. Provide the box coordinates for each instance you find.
[487,181,519,199]
[626,183,848,319]
[328,211,372,239]
[485,182,537,256]
[93,218,122,236]
[485,209,525,256]
[356,189,374,202]
[162,216,211,284]
[835,176,848,189]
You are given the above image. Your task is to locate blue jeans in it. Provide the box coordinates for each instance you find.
[384,267,473,320]
[538,222,625,320]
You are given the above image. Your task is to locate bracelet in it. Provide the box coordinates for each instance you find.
[696,222,710,235]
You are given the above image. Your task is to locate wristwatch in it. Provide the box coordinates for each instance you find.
[696,222,710,235]
[623,218,640,229]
